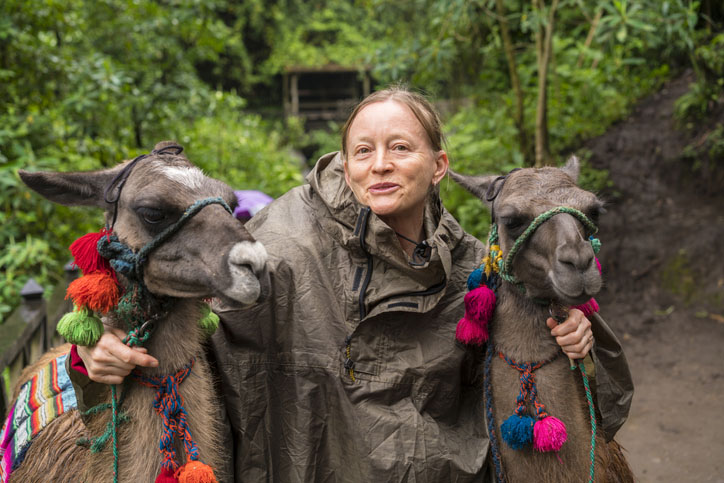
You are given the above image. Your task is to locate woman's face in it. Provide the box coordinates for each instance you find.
[343,100,448,223]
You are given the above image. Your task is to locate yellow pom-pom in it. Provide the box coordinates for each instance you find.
[57,307,104,346]
[176,461,217,483]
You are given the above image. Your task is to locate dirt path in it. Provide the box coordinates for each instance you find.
[584,73,724,481]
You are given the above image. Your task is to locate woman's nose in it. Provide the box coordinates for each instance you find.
[371,150,392,173]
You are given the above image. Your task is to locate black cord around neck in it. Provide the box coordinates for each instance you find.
[395,231,431,266]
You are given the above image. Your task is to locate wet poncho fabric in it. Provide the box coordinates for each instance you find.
[209,152,634,482]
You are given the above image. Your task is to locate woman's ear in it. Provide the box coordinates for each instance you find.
[432,151,449,185]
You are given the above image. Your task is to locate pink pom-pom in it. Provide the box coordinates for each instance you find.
[533,416,567,452]
[455,317,489,345]
[464,285,496,325]
[455,286,496,345]
[595,257,602,274]
[572,298,599,318]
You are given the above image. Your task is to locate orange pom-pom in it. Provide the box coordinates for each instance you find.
[175,461,217,483]
[66,272,120,313]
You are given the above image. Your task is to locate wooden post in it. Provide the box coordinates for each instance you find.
[290,73,299,117]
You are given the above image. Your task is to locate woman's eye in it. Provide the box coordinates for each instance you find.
[393,144,408,151]
[137,207,166,225]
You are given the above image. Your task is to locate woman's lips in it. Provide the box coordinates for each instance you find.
[369,182,399,194]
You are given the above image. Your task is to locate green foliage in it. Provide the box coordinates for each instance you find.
[2,0,721,321]
[675,33,724,122]
[0,0,305,322]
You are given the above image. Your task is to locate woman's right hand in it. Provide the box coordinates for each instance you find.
[76,326,159,384]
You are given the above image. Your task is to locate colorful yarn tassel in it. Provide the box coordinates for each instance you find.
[176,461,217,483]
[69,229,115,276]
[198,304,219,338]
[572,298,600,318]
[466,267,484,291]
[455,285,495,345]
[57,307,104,346]
[155,467,179,483]
[533,416,568,452]
[66,272,120,313]
[501,414,535,450]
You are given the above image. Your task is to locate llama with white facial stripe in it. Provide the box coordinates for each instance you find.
[0,141,267,482]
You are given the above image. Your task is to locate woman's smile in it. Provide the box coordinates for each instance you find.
[369,182,400,194]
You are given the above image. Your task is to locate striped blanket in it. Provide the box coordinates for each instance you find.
[0,353,77,482]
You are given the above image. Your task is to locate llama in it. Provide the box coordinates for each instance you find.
[450,157,633,483]
[2,141,268,482]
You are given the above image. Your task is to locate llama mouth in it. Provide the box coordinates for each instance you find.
[548,273,593,305]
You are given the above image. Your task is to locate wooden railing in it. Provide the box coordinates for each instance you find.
[0,264,77,419]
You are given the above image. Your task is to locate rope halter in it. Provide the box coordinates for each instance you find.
[490,206,601,291]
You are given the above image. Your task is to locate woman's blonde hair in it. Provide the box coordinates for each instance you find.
[340,86,446,158]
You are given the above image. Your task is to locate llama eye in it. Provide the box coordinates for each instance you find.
[501,216,526,234]
[588,205,606,225]
[137,207,166,225]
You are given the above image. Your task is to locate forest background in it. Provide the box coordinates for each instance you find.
[1,0,722,321]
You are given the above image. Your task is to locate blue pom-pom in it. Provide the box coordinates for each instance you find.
[467,268,485,291]
[501,414,535,450]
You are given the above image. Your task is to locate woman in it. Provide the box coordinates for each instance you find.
[77,87,632,481]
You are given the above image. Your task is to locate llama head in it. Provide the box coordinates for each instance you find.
[450,156,603,305]
[19,141,268,307]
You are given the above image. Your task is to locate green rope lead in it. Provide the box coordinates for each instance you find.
[578,360,597,483]
[111,384,119,483]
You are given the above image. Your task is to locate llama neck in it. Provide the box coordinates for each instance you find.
[108,296,205,376]
[142,298,205,375]
[489,284,560,362]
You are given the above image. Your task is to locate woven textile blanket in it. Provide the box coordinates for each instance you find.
[0,352,77,482]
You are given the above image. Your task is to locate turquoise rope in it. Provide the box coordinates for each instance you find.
[578,361,597,482]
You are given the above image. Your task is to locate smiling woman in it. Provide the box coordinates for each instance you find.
[343,99,448,256]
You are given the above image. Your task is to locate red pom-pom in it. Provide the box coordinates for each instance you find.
[155,467,179,483]
[66,272,120,313]
[176,461,217,483]
[70,229,114,277]
[455,286,496,345]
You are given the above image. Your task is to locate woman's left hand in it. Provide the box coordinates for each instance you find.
[546,308,594,360]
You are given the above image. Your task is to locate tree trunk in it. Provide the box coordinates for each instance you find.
[534,0,559,167]
[495,0,533,165]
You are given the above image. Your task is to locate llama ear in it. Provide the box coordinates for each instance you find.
[448,170,498,206]
[18,167,121,208]
[561,156,580,183]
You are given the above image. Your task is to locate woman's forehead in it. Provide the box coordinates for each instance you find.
[349,100,427,139]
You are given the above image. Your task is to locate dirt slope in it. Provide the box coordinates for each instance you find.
[584,73,724,482]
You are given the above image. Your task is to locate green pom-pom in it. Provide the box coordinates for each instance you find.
[589,236,602,254]
[198,303,220,338]
[57,307,104,346]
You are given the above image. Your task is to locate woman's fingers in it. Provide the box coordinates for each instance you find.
[76,328,159,384]
[547,308,594,359]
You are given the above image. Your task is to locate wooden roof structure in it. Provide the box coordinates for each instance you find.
[283,64,371,128]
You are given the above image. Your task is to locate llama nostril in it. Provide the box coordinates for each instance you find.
[228,241,268,276]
